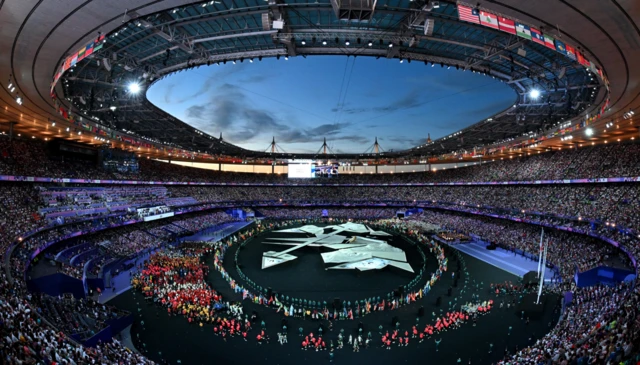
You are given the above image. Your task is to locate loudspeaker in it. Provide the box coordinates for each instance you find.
[391,316,399,326]
[358,322,364,330]
[393,290,400,298]
[398,286,404,296]
[333,298,341,310]
[453,280,458,288]
[418,306,425,317]
[267,288,273,298]
[103,58,111,72]
[447,287,452,296]
[436,296,441,306]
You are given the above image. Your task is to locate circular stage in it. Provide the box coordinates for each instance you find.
[233,225,429,302]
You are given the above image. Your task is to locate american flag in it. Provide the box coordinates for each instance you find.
[457,4,480,24]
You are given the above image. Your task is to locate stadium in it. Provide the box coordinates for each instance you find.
[0,0,639,364]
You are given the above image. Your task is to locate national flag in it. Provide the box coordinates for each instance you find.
[85,42,94,57]
[97,34,105,43]
[63,57,72,71]
[78,47,86,59]
[70,53,78,66]
[565,45,576,60]
[530,28,545,45]
[457,4,480,24]
[479,11,499,29]
[515,22,532,40]
[555,39,567,55]
[498,17,516,34]
[543,34,556,50]
[93,42,103,52]
[577,52,590,67]
[581,56,590,67]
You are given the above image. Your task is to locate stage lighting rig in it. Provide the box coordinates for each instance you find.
[128,82,141,94]
[529,89,541,99]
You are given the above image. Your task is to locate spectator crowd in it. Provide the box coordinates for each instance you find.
[0,137,638,363]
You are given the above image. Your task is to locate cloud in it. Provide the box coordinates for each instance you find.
[164,65,248,104]
[185,105,206,119]
[163,83,176,104]
[335,88,423,115]
[183,84,361,146]
[386,136,424,146]
[239,74,272,84]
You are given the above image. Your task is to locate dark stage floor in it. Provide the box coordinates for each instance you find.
[236,229,426,302]
[109,246,561,365]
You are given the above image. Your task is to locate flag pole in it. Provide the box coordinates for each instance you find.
[537,228,544,278]
[536,238,548,305]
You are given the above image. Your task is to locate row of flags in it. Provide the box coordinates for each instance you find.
[457,4,598,72]
[51,34,106,94]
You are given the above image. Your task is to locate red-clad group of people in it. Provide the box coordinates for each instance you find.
[301,333,327,351]
[211,316,252,341]
[382,330,412,349]
[132,246,223,322]
[378,303,494,350]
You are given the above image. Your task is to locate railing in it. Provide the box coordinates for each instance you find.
[2,174,640,187]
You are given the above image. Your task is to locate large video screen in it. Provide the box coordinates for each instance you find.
[315,163,339,177]
[288,162,315,178]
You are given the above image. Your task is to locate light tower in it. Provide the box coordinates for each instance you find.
[264,136,285,154]
[363,137,384,155]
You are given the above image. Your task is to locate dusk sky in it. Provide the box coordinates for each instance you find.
[147,56,516,153]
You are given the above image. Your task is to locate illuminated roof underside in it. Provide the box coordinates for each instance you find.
[56,0,602,159]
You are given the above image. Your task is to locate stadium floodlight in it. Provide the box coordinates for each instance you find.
[128,82,141,94]
[585,127,594,136]
[529,89,541,99]
[15,94,22,105]
[109,106,117,111]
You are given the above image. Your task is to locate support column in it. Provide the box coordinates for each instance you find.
[9,121,17,140]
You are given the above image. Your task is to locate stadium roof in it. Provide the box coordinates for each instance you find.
[1,0,639,161]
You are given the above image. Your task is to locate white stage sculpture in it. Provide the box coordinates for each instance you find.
[261,223,413,272]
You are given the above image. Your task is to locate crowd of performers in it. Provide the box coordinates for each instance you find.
[297,301,494,353]
[209,219,449,320]
[127,219,514,360]
[131,243,224,323]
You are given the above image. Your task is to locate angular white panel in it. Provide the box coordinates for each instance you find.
[321,251,373,263]
[262,223,412,272]
[262,251,298,268]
